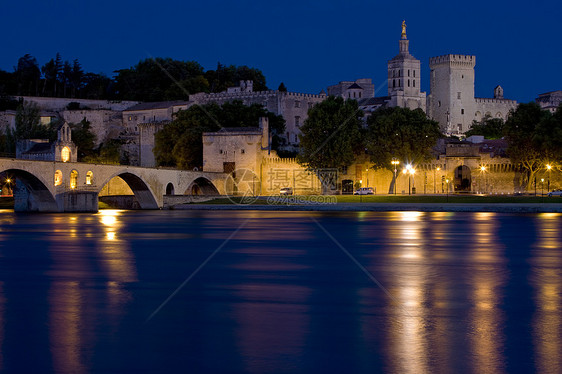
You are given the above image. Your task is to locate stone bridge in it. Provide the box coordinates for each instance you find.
[0,158,227,212]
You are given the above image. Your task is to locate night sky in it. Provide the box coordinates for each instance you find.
[1,0,559,103]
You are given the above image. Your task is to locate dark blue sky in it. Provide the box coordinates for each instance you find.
[1,0,559,103]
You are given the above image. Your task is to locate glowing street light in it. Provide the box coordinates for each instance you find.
[405,164,415,195]
[546,164,552,192]
[434,166,440,193]
[446,178,450,202]
[541,178,545,196]
[480,165,487,194]
[391,158,400,195]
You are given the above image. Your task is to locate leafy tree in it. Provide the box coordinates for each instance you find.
[277,82,287,92]
[504,102,553,190]
[464,115,504,139]
[15,54,41,96]
[365,107,441,193]
[297,96,364,170]
[0,69,16,95]
[70,119,96,161]
[154,101,285,169]
[113,58,208,101]
[14,102,56,140]
[205,63,267,93]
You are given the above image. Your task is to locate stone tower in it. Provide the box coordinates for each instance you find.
[427,54,476,135]
[387,21,426,111]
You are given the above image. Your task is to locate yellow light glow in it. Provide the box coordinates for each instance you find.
[61,146,70,162]
[547,164,552,170]
[436,167,440,171]
[480,166,486,172]
[54,170,62,186]
[5,178,10,183]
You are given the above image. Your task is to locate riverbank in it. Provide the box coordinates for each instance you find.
[173,202,562,213]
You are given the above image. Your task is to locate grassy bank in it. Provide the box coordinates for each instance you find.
[197,194,562,205]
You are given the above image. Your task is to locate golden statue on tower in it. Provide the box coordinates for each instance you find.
[401,20,407,38]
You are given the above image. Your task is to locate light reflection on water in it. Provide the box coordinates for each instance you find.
[532,213,562,374]
[469,212,506,374]
[0,210,561,373]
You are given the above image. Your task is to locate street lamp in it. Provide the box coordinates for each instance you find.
[409,167,416,195]
[446,178,450,202]
[391,158,400,195]
[480,165,486,194]
[541,178,545,196]
[434,166,440,193]
[546,164,552,192]
[359,179,363,203]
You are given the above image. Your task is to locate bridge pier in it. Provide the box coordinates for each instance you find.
[56,191,99,213]
[14,180,98,212]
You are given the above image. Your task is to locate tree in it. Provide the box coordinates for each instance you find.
[365,107,441,193]
[15,54,41,96]
[154,101,285,169]
[113,58,208,101]
[504,102,553,190]
[297,96,364,170]
[70,119,96,161]
[278,82,287,92]
[464,115,504,139]
[14,102,56,140]
[205,63,267,93]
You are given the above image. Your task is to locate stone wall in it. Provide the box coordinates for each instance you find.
[18,96,139,111]
[62,109,124,146]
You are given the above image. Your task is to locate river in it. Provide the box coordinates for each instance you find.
[0,209,561,373]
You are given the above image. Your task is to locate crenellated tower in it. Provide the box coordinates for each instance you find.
[427,54,476,135]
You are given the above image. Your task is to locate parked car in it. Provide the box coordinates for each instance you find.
[547,190,562,197]
[280,187,293,196]
[353,187,374,195]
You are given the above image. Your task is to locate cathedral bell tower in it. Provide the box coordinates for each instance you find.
[387,21,425,111]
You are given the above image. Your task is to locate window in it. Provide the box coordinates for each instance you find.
[86,171,93,185]
[294,100,300,108]
[219,149,223,154]
[408,70,410,77]
[241,149,245,154]
[457,92,461,99]
[128,116,132,121]
[413,70,416,77]
[413,80,415,87]
[359,92,362,98]
[393,79,396,88]
[408,80,410,87]
[61,146,70,162]
[54,170,63,186]
[438,101,441,107]
[308,102,313,109]
[70,170,78,189]
[461,109,464,114]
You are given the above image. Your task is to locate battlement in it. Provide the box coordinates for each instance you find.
[474,98,517,105]
[192,90,326,102]
[429,54,476,67]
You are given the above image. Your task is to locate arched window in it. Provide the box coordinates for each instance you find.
[54,170,63,186]
[393,79,396,88]
[70,170,78,189]
[408,80,410,87]
[61,146,70,162]
[86,171,93,185]
[413,80,415,87]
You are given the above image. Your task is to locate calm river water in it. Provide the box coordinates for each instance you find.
[0,209,561,373]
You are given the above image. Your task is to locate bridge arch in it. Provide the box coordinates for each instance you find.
[0,168,58,212]
[99,171,159,209]
[165,182,175,195]
[186,177,220,195]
